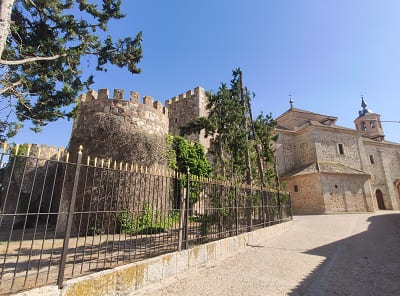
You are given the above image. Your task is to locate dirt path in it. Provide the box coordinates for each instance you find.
[134,212,400,296]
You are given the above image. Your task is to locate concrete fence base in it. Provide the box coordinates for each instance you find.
[16,221,293,296]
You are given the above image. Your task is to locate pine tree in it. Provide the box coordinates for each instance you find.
[0,0,143,140]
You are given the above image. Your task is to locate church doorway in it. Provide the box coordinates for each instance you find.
[375,189,385,210]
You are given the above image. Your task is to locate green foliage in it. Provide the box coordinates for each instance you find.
[253,112,278,185]
[165,135,212,177]
[116,205,180,235]
[166,135,211,204]
[8,143,29,170]
[1,0,143,140]
[198,186,237,237]
[180,71,247,179]
[165,135,177,170]
[180,68,279,187]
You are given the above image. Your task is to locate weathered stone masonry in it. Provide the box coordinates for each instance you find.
[166,86,210,150]
[275,99,400,214]
[69,88,169,167]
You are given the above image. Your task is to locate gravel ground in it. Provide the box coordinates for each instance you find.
[134,211,400,296]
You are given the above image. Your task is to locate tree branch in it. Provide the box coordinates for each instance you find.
[0,79,22,94]
[0,54,67,65]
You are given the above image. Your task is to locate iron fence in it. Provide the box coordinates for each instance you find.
[0,144,292,294]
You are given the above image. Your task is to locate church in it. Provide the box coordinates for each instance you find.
[275,98,400,214]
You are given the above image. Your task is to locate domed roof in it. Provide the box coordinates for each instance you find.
[358,96,373,117]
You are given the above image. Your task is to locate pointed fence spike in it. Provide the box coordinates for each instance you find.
[26,144,32,157]
[87,156,90,166]
[66,152,70,163]
[94,157,98,167]
[2,142,7,153]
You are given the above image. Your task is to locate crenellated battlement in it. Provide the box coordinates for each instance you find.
[70,88,169,164]
[28,144,66,160]
[163,86,210,150]
[79,88,168,116]
[165,86,204,105]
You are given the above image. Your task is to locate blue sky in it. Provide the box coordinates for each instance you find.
[13,0,400,146]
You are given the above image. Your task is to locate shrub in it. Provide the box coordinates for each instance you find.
[116,204,180,235]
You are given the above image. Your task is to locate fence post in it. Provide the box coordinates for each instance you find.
[235,184,239,236]
[277,190,282,222]
[184,168,190,249]
[261,189,266,227]
[177,172,184,251]
[57,146,83,289]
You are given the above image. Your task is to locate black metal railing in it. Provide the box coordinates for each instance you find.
[0,144,292,294]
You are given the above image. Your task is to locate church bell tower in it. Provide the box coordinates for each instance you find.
[354,96,385,142]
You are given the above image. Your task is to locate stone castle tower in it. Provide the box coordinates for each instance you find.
[69,88,169,167]
[165,86,211,150]
[69,86,211,167]
[354,97,385,142]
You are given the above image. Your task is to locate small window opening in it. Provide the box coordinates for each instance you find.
[361,121,367,131]
[338,143,344,155]
[334,184,338,188]
[175,118,178,123]
[370,121,375,128]
[369,155,375,164]
[294,185,299,192]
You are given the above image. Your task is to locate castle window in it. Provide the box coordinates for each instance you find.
[337,143,345,155]
[175,118,178,123]
[369,154,375,164]
[370,121,375,128]
[294,185,299,192]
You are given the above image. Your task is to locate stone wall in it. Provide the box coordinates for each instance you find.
[320,174,372,212]
[165,86,210,150]
[284,174,324,214]
[69,89,169,167]
[276,128,317,176]
[0,144,66,231]
[363,140,400,210]
[314,128,364,171]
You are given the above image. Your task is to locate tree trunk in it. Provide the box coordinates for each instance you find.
[239,70,253,232]
[0,0,15,60]
[245,88,265,187]
[239,71,252,185]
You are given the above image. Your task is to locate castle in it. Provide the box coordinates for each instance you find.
[70,87,400,214]
[68,86,211,167]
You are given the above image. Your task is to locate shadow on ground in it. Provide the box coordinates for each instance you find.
[289,213,400,296]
